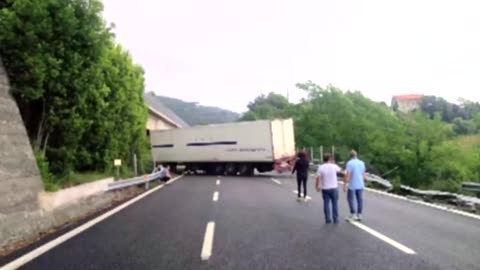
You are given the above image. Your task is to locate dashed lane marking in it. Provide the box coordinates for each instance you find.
[348,219,416,255]
[201,221,216,261]
[270,178,282,185]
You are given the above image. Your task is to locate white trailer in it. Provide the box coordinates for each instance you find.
[150,119,296,176]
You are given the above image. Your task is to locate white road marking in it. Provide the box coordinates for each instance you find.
[292,190,312,200]
[364,187,480,221]
[270,178,282,185]
[348,220,416,255]
[201,221,216,261]
[216,179,220,185]
[213,191,219,202]
[165,175,182,185]
[0,175,184,270]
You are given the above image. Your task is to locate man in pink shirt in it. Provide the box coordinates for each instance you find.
[316,153,342,224]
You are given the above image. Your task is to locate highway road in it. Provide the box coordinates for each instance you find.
[5,174,480,270]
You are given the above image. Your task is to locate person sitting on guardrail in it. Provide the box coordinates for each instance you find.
[292,151,310,202]
[159,165,171,182]
[316,153,341,224]
[344,150,366,221]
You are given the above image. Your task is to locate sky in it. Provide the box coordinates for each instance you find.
[102,0,480,113]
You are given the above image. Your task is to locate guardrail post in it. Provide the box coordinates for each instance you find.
[144,175,149,190]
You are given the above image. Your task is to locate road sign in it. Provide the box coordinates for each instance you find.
[114,159,122,166]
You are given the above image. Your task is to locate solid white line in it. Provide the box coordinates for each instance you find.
[213,191,219,202]
[292,190,312,200]
[0,175,184,270]
[216,179,220,185]
[349,220,416,255]
[201,221,216,261]
[270,178,282,185]
[165,175,182,185]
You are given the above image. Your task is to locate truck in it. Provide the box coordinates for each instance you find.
[150,118,296,176]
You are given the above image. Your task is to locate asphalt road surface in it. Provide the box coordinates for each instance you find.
[9,174,480,270]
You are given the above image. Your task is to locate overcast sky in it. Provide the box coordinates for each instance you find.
[102,0,480,113]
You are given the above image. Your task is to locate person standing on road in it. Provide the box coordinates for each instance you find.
[316,153,341,224]
[344,150,366,221]
[292,151,310,202]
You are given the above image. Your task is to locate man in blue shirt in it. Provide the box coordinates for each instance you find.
[344,150,366,221]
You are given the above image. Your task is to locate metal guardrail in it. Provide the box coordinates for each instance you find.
[462,182,480,192]
[106,171,163,191]
[365,173,393,190]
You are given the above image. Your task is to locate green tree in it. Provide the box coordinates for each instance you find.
[0,0,150,182]
[240,92,291,121]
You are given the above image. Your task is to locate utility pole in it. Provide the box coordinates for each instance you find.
[133,153,138,176]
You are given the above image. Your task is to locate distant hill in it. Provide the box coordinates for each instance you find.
[155,95,240,126]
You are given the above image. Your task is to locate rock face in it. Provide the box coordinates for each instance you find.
[0,57,44,248]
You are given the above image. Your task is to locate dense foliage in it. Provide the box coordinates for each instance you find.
[419,96,480,135]
[156,95,239,126]
[241,81,480,192]
[0,0,150,186]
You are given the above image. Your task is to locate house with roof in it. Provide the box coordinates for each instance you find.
[144,92,189,134]
[391,94,424,113]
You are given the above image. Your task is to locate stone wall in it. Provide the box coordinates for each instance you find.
[0,58,44,215]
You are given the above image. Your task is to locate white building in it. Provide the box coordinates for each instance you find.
[144,92,189,133]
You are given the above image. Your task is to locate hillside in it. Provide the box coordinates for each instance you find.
[156,96,240,126]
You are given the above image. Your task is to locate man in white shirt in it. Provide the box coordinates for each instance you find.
[316,153,342,224]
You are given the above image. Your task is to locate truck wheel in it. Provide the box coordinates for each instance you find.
[225,163,237,176]
[168,163,177,174]
[213,164,225,175]
[239,164,253,176]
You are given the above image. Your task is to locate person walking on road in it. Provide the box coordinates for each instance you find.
[292,151,310,202]
[316,153,341,224]
[344,150,366,221]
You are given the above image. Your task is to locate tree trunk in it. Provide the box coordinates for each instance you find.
[34,99,47,151]
[42,132,50,154]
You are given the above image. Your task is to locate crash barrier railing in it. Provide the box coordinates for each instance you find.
[106,171,164,191]
[462,182,480,192]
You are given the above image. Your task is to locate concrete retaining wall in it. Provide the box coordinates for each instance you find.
[0,58,44,215]
[38,178,114,212]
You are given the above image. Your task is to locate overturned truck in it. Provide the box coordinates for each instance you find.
[150,119,296,176]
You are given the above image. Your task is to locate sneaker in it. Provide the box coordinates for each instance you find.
[355,214,362,221]
[346,214,356,221]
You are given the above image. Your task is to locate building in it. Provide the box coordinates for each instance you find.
[391,94,424,113]
[144,92,189,133]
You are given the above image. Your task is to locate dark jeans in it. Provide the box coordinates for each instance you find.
[322,188,339,223]
[297,176,307,197]
[347,189,363,214]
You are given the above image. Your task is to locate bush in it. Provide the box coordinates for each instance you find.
[34,151,60,191]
